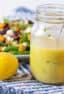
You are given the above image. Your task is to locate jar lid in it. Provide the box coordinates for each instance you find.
[36,4,64,24]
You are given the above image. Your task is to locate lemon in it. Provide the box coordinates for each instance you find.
[0,52,19,80]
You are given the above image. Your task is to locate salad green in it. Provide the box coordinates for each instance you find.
[0,18,33,55]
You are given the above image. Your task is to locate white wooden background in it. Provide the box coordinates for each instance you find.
[0,0,64,17]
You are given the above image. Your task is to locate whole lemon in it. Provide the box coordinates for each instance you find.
[0,52,19,80]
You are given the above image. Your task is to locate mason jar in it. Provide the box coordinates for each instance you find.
[30,4,64,84]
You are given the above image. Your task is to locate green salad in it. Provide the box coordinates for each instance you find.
[0,18,33,55]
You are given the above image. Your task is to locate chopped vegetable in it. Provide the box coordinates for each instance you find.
[3,18,10,24]
[11,26,16,31]
[21,33,28,43]
[15,26,20,32]
[18,44,26,52]
[0,47,2,51]
[11,50,29,55]
[0,35,4,42]
[4,46,18,52]
[27,33,31,41]
[0,23,5,29]
[6,30,14,36]
[19,23,32,30]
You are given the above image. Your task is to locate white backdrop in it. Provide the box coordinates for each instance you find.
[0,0,64,17]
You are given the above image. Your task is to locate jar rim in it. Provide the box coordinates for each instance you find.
[35,4,64,24]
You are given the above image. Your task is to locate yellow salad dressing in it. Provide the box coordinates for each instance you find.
[30,38,64,84]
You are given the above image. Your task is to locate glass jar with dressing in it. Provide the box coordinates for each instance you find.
[30,4,64,84]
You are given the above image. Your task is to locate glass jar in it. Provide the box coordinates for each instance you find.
[30,4,64,84]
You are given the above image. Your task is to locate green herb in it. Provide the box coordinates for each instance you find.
[3,18,10,24]
[11,50,29,55]
[11,26,16,31]
[4,46,18,52]
[43,27,47,32]
[20,33,28,43]
[19,24,32,30]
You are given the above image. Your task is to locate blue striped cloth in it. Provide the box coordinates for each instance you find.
[0,64,64,94]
